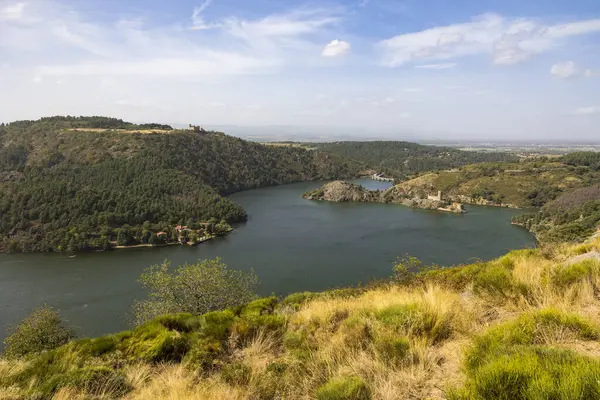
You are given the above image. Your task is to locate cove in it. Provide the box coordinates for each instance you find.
[0,179,535,343]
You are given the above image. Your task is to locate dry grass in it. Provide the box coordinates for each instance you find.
[123,365,244,400]
[7,239,600,400]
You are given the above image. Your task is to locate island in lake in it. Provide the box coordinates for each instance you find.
[303,180,466,213]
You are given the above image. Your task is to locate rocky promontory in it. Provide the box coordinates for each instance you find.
[303,181,466,213]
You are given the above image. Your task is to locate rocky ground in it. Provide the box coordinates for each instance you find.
[303,181,466,213]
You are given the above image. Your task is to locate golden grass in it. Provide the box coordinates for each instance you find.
[123,365,245,400]
[7,239,600,400]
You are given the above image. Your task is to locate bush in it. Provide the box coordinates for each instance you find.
[316,376,371,400]
[374,335,410,366]
[464,309,599,372]
[450,347,600,400]
[473,264,529,300]
[281,292,316,310]
[451,310,600,399]
[3,306,75,359]
[221,362,251,386]
[132,258,260,325]
[183,338,223,371]
[552,260,599,288]
[392,256,420,285]
[119,322,191,362]
[375,303,451,343]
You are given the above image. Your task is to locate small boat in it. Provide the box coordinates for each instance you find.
[68,255,76,259]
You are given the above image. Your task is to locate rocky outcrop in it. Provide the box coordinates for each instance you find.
[302,181,380,202]
[303,181,466,214]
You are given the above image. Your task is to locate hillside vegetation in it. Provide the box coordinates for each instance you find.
[0,117,359,252]
[311,141,518,179]
[3,239,600,399]
[391,159,600,208]
[513,184,600,243]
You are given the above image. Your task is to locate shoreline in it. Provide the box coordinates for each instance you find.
[113,232,230,250]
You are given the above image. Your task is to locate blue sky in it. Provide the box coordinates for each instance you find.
[1,0,599,140]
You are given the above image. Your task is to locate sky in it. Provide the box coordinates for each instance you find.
[1,0,600,141]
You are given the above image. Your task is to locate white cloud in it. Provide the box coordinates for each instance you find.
[575,106,600,115]
[3,2,339,78]
[191,0,216,30]
[322,39,350,57]
[31,75,42,83]
[0,2,24,20]
[550,61,578,78]
[227,10,339,38]
[379,13,600,67]
[403,87,423,93]
[415,63,457,69]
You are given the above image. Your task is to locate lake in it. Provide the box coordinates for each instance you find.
[0,179,535,343]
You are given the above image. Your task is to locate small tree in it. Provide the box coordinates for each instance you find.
[132,258,260,325]
[3,306,75,358]
[392,255,421,285]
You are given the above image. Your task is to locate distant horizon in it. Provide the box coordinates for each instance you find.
[2,0,600,141]
[3,115,600,146]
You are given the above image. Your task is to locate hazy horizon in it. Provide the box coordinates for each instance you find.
[1,0,600,141]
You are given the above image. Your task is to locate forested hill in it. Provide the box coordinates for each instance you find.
[311,141,518,179]
[0,117,359,252]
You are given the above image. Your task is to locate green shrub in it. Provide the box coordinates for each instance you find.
[201,310,236,339]
[152,313,202,332]
[221,362,252,386]
[281,292,316,309]
[374,303,451,343]
[465,309,599,371]
[392,256,420,285]
[74,336,117,357]
[473,264,529,300]
[283,331,307,350]
[453,309,600,400]
[374,336,410,366]
[183,338,223,371]
[241,297,278,317]
[552,260,599,288]
[132,258,260,325]
[418,262,484,290]
[3,306,75,359]
[119,322,191,362]
[316,376,371,400]
[450,347,600,400]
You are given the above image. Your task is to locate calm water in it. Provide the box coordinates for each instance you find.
[0,179,535,342]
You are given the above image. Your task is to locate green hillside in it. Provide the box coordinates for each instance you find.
[0,117,360,252]
[393,159,600,208]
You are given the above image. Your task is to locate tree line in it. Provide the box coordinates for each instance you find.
[0,117,360,252]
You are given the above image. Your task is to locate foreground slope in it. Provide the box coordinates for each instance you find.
[3,239,600,399]
[0,117,359,252]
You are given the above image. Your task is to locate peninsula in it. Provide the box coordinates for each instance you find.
[302,180,466,213]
